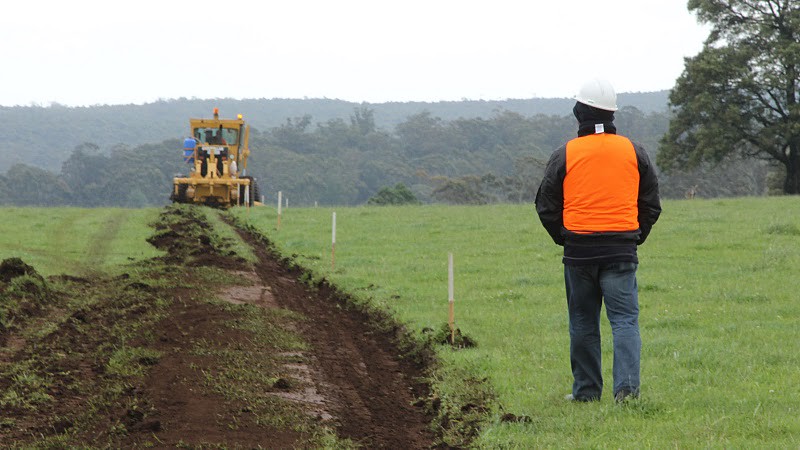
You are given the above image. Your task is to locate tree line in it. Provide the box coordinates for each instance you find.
[0,104,780,207]
[0,93,668,175]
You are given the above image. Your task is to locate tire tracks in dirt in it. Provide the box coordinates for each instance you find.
[237,227,438,449]
[84,209,131,272]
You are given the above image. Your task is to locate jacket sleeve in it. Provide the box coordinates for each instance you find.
[634,143,661,245]
[535,146,567,246]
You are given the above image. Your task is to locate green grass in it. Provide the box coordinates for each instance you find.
[0,207,164,276]
[233,197,800,448]
[201,209,257,263]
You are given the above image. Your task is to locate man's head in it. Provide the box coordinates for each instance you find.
[573,101,615,125]
[573,78,617,126]
[575,78,617,112]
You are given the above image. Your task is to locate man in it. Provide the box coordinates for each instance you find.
[183,136,197,164]
[229,158,238,178]
[215,125,228,145]
[535,78,661,403]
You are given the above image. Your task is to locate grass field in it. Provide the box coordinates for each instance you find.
[0,207,163,276]
[233,197,800,448]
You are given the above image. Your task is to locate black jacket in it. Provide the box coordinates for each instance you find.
[535,135,661,250]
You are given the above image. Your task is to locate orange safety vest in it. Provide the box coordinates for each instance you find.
[563,134,640,233]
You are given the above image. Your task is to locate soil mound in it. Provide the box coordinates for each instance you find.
[1,258,52,337]
[0,258,38,283]
[146,206,246,269]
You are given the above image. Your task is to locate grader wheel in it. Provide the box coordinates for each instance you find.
[171,183,189,203]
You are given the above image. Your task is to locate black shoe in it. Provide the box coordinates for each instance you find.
[565,393,600,402]
[614,389,638,403]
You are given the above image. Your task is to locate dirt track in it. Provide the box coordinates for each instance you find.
[242,228,436,448]
[0,207,439,448]
[127,226,437,448]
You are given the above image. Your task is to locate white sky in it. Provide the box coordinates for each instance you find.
[0,0,709,107]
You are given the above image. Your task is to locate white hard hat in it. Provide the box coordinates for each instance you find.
[575,78,618,111]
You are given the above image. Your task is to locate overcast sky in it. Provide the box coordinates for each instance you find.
[0,0,709,107]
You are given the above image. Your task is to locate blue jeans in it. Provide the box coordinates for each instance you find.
[564,262,641,400]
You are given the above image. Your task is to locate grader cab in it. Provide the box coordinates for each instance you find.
[171,108,259,207]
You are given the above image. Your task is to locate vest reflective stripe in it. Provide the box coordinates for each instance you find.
[563,134,639,233]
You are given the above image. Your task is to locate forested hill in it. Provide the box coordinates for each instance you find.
[1,92,668,172]
[0,89,773,207]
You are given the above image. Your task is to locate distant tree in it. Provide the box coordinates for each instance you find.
[350,106,376,135]
[106,142,182,206]
[3,164,71,206]
[60,143,111,206]
[658,155,770,198]
[367,183,421,206]
[54,140,181,207]
[269,115,316,154]
[358,159,410,199]
[502,155,546,203]
[659,0,800,194]
[395,112,455,158]
[430,175,496,205]
[0,177,9,205]
[123,188,150,208]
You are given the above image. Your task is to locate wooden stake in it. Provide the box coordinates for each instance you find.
[277,191,282,231]
[244,181,250,219]
[236,181,241,207]
[331,212,337,269]
[448,252,455,344]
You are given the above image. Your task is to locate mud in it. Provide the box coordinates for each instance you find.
[239,228,437,449]
[119,296,307,448]
[0,207,442,448]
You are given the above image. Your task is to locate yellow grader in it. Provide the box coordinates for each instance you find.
[171,108,259,207]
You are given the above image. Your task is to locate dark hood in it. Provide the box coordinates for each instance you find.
[573,101,616,137]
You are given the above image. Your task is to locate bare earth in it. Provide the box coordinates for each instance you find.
[124,230,436,448]
[0,209,439,448]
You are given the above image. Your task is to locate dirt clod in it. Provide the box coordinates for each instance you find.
[51,419,73,434]
[425,323,478,348]
[0,257,38,283]
[500,413,532,423]
[132,420,161,433]
[272,377,292,390]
